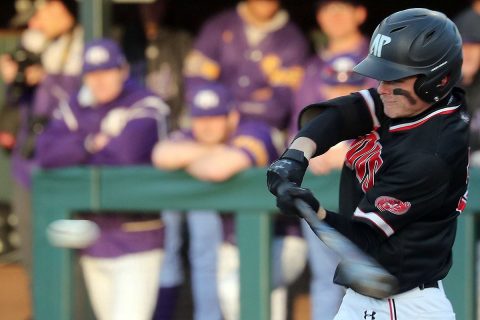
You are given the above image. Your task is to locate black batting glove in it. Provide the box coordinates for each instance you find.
[276,183,320,217]
[267,149,309,196]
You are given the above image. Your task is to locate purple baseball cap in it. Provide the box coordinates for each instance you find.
[188,83,233,117]
[82,39,126,74]
[321,53,368,86]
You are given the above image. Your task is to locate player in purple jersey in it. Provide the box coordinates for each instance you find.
[184,0,308,131]
[268,8,468,320]
[36,39,170,320]
[153,82,306,320]
[153,82,243,320]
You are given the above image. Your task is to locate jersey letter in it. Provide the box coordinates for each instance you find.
[345,131,384,192]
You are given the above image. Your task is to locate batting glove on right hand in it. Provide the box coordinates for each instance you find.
[276,183,320,217]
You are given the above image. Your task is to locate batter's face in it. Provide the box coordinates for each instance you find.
[377,76,431,118]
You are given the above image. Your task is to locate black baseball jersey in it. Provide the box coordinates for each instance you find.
[297,87,470,293]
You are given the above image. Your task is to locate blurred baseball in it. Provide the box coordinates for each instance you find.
[46,219,100,249]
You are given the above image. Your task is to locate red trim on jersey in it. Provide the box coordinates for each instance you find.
[358,89,380,129]
[388,299,397,319]
[389,105,460,133]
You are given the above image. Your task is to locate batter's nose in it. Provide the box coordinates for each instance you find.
[377,81,393,96]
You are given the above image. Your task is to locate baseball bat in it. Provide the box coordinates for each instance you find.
[294,198,398,299]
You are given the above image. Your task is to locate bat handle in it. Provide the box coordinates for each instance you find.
[294,198,367,261]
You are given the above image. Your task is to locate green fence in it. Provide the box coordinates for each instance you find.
[0,31,21,203]
[32,166,480,320]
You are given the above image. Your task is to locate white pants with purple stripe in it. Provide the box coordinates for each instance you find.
[334,281,455,320]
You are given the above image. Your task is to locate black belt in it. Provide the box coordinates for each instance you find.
[419,281,439,290]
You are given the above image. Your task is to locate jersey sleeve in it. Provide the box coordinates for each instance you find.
[36,117,90,168]
[90,118,158,165]
[229,121,278,166]
[183,14,226,81]
[353,154,451,238]
[295,90,378,157]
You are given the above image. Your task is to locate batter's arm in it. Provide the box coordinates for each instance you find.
[295,92,375,158]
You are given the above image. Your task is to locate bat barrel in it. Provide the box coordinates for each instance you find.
[294,199,398,299]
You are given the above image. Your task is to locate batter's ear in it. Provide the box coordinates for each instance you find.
[437,75,450,87]
[414,74,452,103]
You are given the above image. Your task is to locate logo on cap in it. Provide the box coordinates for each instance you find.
[85,46,110,66]
[370,34,391,58]
[193,90,220,109]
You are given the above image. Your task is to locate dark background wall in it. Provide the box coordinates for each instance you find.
[108,0,472,64]
[0,0,472,34]
[138,0,472,36]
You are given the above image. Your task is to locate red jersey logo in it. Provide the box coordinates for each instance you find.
[375,196,411,215]
[345,131,383,192]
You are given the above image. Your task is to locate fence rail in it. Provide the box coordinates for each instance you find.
[32,166,480,320]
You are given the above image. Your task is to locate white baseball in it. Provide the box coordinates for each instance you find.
[46,219,100,249]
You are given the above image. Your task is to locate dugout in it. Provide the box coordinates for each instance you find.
[0,0,478,319]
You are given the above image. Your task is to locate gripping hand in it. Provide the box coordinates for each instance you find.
[267,149,309,196]
[267,149,319,216]
[276,183,320,217]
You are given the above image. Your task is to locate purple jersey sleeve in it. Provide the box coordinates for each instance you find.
[32,74,82,117]
[229,120,279,166]
[36,117,90,168]
[90,118,158,165]
[36,80,168,168]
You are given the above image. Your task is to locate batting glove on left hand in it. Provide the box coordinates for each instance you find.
[276,183,320,217]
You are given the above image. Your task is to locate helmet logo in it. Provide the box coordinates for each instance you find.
[370,34,391,57]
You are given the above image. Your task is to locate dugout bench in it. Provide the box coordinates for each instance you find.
[32,167,480,320]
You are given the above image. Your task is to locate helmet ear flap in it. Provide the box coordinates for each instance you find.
[414,57,463,103]
[414,75,449,103]
[413,76,429,102]
[413,75,444,103]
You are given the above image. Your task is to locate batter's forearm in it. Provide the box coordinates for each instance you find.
[288,137,317,160]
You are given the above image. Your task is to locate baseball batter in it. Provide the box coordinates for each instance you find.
[267,8,469,320]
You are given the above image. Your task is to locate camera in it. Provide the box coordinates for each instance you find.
[0,30,45,152]
[8,45,42,89]
[5,29,46,101]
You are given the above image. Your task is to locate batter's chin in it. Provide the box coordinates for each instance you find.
[382,105,399,119]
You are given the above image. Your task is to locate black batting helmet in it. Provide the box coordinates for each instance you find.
[353,8,463,103]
